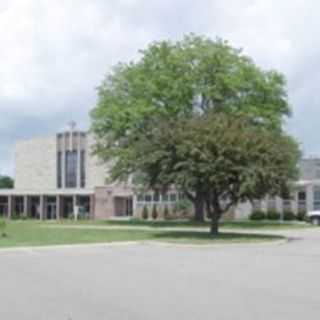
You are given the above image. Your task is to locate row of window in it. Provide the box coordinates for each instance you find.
[253,188,320,211]
[136,193,185,203]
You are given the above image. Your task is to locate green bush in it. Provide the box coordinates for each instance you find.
[267,210,280,220]
[151,205,158,220]
[296,210,307,222]
[283,211,296,221]
[11,212,20,220]
[0,219,7,237]
[249,210,266,221]
[175,199,192,216]
[163,205,170,220]
[142,206,149,220]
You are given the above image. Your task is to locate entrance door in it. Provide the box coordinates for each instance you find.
[47,203,57,220]
[114,197,133,217]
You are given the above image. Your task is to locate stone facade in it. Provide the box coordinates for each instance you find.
[15,136,57,190]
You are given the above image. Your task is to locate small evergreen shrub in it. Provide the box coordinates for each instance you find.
[283,211,296,221]
[172,204,178,218]
[142,206,149,220]
[0,219,7,237]
[296,210,307,222]
[152,205,158,220]
[164,205,170,220]
[249,210,266,221]
[267,210,280,220]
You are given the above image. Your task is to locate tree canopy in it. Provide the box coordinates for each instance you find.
[91,34,300,233]
[0,175,14,189]
[124,113,300,234]
[92,34,290,164]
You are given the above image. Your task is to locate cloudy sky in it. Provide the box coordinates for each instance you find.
[0,0,317,176]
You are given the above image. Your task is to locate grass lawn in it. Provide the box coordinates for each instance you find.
[0,221,285,248]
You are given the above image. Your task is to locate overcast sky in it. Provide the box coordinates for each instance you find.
[0,0,317,176]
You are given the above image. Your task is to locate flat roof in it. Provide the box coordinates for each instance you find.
[0,189,94,196]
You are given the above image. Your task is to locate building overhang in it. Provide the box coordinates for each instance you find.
[0,189,94,196]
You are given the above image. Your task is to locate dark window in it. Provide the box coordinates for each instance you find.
[65,151,77,188]
[57,151,62,188]
[81,150,86,188]
[153,192,160,202]
[298,191,306,201]
[145,194,152,202]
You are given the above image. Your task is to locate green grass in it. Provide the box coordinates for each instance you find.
[0,221,285,248]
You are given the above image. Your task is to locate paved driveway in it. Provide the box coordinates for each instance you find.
[0,228,320,320]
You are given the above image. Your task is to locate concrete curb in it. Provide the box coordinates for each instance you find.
[142,238,288,249]
[0,237,288,254]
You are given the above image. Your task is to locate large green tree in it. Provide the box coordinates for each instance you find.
[121,113,300,235]
[91,34,292,221]
[0,175,14,189]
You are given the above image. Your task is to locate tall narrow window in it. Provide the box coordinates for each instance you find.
[65,151,77,188]
[314,187,320,210]
[81,150,86,188]
[57,151,62,188]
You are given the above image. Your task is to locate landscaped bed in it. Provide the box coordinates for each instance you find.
[0,221,286,248]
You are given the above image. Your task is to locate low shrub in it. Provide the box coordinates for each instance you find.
[0,219,7,237]
[249,210,266,221]
[163,205,170,220]
[266,210,280,220]
[11,212,20,220]
[283,211,296,221]
[152,205,158,220]
[296,210,307,222]
[142,206,149,220]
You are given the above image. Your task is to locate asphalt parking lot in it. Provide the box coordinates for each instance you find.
[0,229,320,320]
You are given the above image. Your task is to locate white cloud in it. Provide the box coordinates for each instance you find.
[0,0,319,174]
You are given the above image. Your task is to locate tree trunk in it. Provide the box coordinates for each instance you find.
[194,194,205,222]
[210,211,219,236]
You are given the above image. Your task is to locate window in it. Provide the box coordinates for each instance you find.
[65,151,78,188]
[298,190,307,210]
[314,187,320,210]
[137,194,144,202]
[162,193,169,202]
[80,150,86,188]
[145,194,152,202]
[170,193,177,202]
[282,199,292,212]
[153,192,160,202]
[57,151,62,188]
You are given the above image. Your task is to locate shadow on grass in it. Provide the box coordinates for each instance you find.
[151,230,285,243]
[101,219,310,229]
